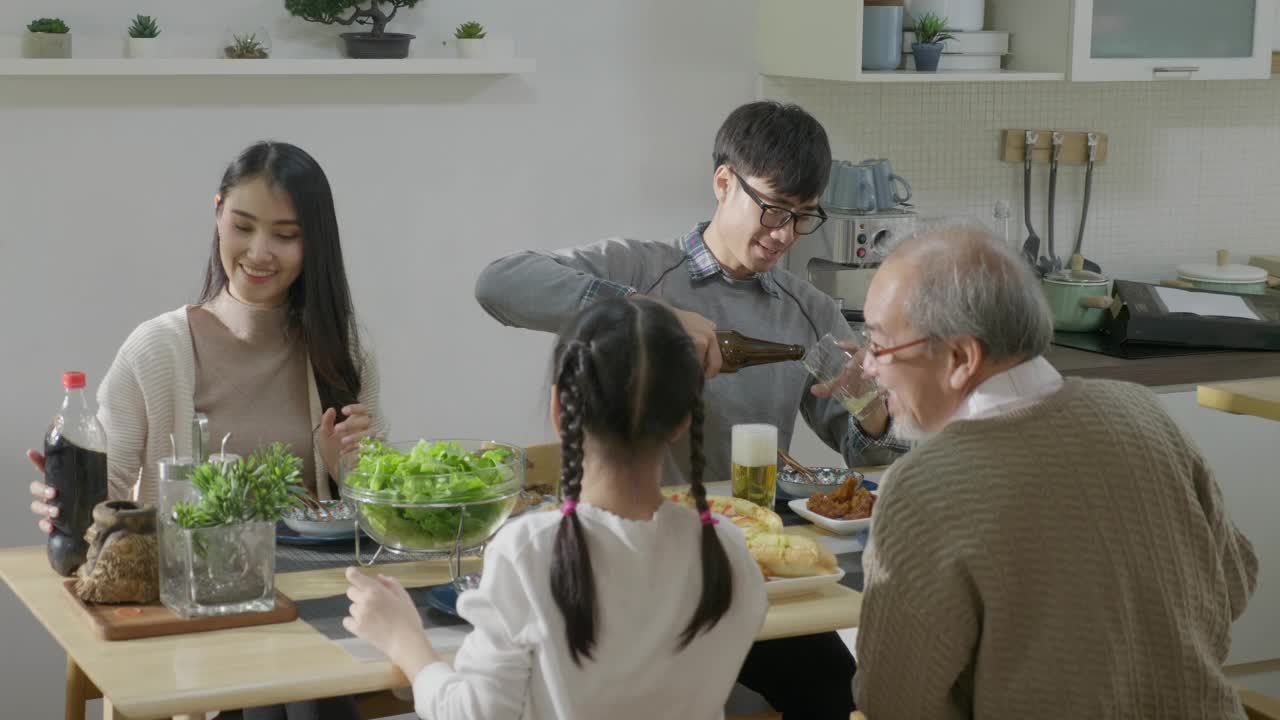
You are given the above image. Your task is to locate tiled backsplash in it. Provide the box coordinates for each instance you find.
[762,77,1280,279]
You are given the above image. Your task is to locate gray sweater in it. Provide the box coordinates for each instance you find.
[857,378,1258,719]
[475,224,905,485]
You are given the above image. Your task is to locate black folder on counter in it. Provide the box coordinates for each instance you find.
[1105,281,1280,351]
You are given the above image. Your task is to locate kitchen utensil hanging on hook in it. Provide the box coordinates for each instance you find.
[1045,132,1064,274]
[1073,132,1102,273]
[1020,130,1042,274]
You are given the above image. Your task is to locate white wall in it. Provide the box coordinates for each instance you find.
[0,1,758,716]
[763,76,1280,279]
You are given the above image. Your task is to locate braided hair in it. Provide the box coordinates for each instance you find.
[550,298,734,666]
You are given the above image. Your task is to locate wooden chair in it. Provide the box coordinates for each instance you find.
[1243,687,1280,720]
[356,690,413,719]
[523,441,561,496]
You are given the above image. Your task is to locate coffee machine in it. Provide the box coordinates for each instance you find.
[785,208,919,323]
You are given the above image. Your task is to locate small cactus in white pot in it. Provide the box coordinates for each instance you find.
[25,18,72,59]
[126,15,162,59]
[454,21,486,59]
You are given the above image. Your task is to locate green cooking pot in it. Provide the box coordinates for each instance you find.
[1043,254,1114,332]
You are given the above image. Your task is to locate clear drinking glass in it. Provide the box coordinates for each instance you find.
[731,424,778,509]
[802,333,885,420]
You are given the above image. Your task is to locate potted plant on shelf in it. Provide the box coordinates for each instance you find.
[910,12,954,72]
[126,15,161,59]
[159,443,312,618]
[225,32,270,59]
[454,21,486,59]
[284,0,424,60]
[24,18,72,59]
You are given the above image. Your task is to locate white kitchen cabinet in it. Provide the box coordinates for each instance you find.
[1274,0,1280,51]
[760,0,1276,83]
[757,0,1063,83]
[1069,0,1276,81]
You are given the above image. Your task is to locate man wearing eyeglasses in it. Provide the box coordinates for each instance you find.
[852,224,1257,719]
[476,101,901,718]
[476,100,907,485]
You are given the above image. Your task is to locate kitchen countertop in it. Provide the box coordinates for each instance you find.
[1197,377,1280,422]
[1045,344,1280,388]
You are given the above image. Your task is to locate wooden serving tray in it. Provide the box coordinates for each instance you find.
[62,580,298,641]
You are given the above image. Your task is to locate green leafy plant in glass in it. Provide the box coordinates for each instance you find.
[174,443,312,529]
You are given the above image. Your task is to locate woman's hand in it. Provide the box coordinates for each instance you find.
[317,404,374,478]
[26,449,57,534]
[343,567,440,679]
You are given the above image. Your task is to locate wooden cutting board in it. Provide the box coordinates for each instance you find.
[62,580,298,641]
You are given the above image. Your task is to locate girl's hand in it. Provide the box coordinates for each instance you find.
[26,450,57,535]
[343,567,440,678]
[317,404,374,478]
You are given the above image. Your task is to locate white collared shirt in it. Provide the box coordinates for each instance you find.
[951,355,1064,423]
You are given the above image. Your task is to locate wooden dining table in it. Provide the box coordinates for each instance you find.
[0,481,864,720]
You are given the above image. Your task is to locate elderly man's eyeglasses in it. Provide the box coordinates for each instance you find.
[858,329,929,365]
[731,169,827,236]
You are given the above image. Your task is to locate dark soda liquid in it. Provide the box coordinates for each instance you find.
[44,429,108,576]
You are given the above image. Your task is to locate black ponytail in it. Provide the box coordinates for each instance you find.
[550,298,736,663]
[677,394,734,648]
[549,342,598,666]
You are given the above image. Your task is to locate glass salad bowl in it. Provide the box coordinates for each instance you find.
[339,439,524,564]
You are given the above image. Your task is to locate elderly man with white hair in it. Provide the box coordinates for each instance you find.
[852,224,1258,718]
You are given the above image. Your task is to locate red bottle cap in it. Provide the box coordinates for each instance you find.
[62,371,86,389]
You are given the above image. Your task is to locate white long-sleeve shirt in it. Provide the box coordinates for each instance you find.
[411,499,768,719]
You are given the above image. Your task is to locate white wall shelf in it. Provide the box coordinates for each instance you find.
[852,69,1064,82]
[0,58,535,77]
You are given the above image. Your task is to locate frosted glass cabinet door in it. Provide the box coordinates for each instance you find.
[1070,0,1277,80]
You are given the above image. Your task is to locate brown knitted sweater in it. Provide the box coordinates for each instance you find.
[857,378,1258,719]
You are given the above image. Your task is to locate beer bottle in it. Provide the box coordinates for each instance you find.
[716,330,805,373]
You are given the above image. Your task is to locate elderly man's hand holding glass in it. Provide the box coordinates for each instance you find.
[806,333,891,435]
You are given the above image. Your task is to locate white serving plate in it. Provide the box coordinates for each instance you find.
[765,568,846,599]
[789,495,877,535]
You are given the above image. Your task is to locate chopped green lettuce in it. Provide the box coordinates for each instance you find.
[344,439,518,547]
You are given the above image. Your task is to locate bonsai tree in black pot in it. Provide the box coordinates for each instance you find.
[284,0,423,59]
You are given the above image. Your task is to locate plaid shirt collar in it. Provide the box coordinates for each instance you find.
[682,222,780,298]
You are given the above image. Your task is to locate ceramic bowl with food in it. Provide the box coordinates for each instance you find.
[282,499,357,539]
[778,466,862,498]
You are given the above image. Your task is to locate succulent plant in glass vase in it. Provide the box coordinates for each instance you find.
[225,32,271,59]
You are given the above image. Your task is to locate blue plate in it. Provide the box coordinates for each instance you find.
[424,584,460,617]
[275,520,364,547]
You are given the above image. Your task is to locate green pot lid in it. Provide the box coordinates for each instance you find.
[1045,267,1108,286]
[1177,262,1266,284]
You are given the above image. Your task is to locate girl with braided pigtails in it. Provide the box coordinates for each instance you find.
[342,297,768,719]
